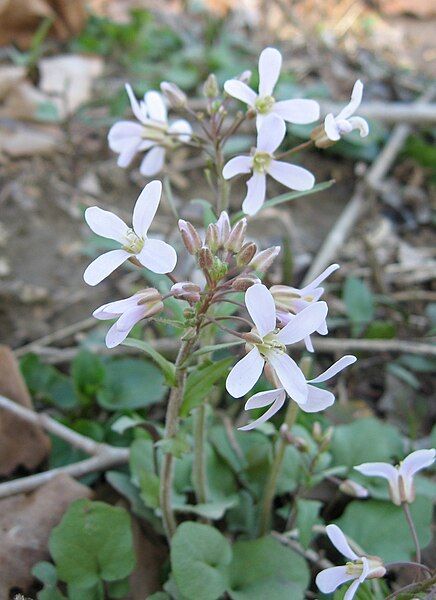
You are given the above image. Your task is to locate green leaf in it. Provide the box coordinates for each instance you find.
[72,350,106,404]
[387,363,421,390]
[364,320,396,339]
[296,499,322,549]
[129,439,160,509]
[49,499,135,588]
[20,353,77,409]
[330,418,403,471]
[123,338,176,384]
[107,577,130,599]
[181,357,233,416]
[343,277,374,336]
[228,536,309,599]
[147,594,171,600]
[335,497,433,562]
[171,522,232,600]
[32,561,58,585]
[231,180,334,222]
[190,198,217,227]
[174,497,238,520]
[191,340,244,358]
[97,357,166,410]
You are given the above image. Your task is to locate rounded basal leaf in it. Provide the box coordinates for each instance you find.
[330,418,403,471]
[49,499,135,588]
[228,536,309,599]
[171,522,232,600]
[97,357,166,410]
[335,497,432,562]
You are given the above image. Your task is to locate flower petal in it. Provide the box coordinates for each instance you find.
[337,79,363,120]
[226,347,264,398]
[257,113,286,154]
[144,90,167,122]
[117,140,141,168]
[105,321,130,348]
[168,118,192,142]
[258,47,282,97]
[277,301,328,345]
[353,462,398,484]
[132,180,162,237]
[224,80,257,106]
[244,388,285,410]
[242,172,266,215]
[125,83,147,123]
[399,449,435,479]
[348,116,369,138]
[222,155,253,180]
[267,160,314,191]
[137,238,177,274]
[300,385,335,412]
[108,121,143,152]
[139,146,166,177]
[344,578,362,600]
[309,355,357,384]
[116,305,147,331]
[273,99,320,124]
[239,390,286,431]
[324,113,340,141]
[316,566,355,594]
[245,283,276,337]
[267,350,307,405]
[93,295,139,319]
[326,524,359,560]
[85,207,128,244]
[301,263,340,294]
[83,249,130,286]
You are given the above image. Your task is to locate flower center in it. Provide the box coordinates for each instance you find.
[123,229,144,254]
[345,560,364,576]
[256,331,286,356]
[252,151,272,173]
[141,122,171,145]
[255,95,275,114]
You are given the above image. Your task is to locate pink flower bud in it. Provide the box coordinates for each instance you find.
[339,480,369,498]
[249,246,280,272]
[198,246,213,270]
[171,281,201,304]
[178,219,202,255]
[160,81,187,109]
[231,274,261,291]
[226,218,247,253]
[216,211,231,247]
[236,241,257,266]
[205,223,219,253]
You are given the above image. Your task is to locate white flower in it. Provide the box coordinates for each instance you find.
[324,80,369,141]
[83,180,177,286]
[225,283,328,403]
[223,114,314,215]
[224,47,320,130]
[354,448,435,505]
[316,525,386,600]
[108,84,192,176]
[239,355,356,431]
[93,288,163,348]
[271,263,339,352]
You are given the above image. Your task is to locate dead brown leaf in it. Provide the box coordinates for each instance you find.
[0,122,65,157]
[0,474,92,597]
[129,517,167,599]
[0,65,26,101]
[0,346,51,476]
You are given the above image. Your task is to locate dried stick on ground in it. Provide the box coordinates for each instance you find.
[302,87,435,286]
[0,394,129,498]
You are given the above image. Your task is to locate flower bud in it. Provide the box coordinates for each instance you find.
[178,219,202,255]
[203,74,219,98]
[216,211,231,247]
[226,218,247,253]
[171,281,201,304]
[236,242,257,266]
[136,287,162,305]
[249,246,280,272]
[339,479,369,498]
[198,246,213,270]
[312,421,323,443]
[160,81,187,109]
[270,285,300,311]
[242,330,264,345]
[310,123,336,149]
[205,223,219,253]
[231,274,261,291]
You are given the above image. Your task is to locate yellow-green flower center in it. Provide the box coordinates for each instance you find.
[345,561,363,576]
[123,229,144,254]
[255,95,275,114]
[256,331,286,356]
[252,151,272,173]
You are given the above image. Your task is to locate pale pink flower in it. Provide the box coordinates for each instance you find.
[271,263,339,352]
[316,525,385,600]
[223,114,314,215]
[225,283,328,404]
[93,289,163,348]
[239,355,356,431]
[108,84,192,176]
[324,80,369,141]
[83,181,177,286]
[354,448,435,505]
[224,47,319,130]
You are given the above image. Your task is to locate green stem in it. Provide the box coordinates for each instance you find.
[401,502,421,564]
[258,401,299,537]
[193,403,208,504]
[159,339,193,540]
